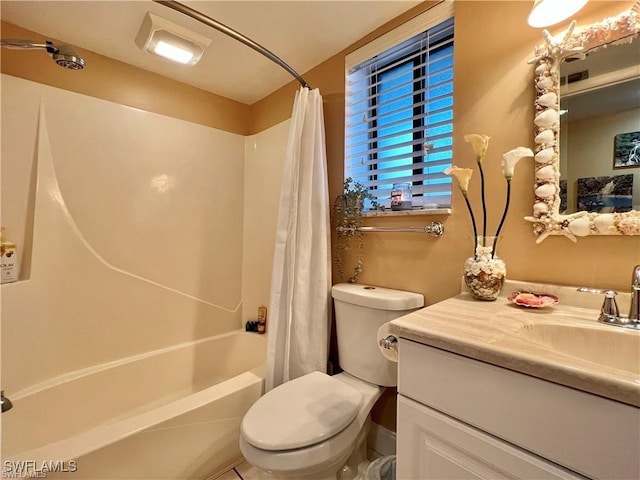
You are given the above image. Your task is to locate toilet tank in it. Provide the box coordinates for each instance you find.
[332,283,424,387]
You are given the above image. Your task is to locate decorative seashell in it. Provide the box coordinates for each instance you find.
[535,147,555,164]
[537,92,557,107]
[593,214,615,234]
[568,217,592,237]
[534,109,559,127]
[537,77,554,89]
[533,202,549,216]
[535,183,556,198]
[535,129,555,145]
[536,165,556,180]
[535,63,550,75]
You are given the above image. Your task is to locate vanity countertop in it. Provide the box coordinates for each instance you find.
[390,280,640,407]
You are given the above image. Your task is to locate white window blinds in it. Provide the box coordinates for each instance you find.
[345,9,454,211]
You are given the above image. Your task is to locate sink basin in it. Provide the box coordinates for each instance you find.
[514,323,640,374]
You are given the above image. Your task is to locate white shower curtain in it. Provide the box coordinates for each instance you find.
[265,87,331,392]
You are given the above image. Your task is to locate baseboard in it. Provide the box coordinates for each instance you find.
[367,422,396,458]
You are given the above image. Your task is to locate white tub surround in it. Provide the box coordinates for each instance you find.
[1,74,260,480]
[1,75,245,396]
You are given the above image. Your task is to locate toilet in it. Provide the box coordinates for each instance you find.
[240,283,424,480]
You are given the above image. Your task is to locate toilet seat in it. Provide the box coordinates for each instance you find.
[239,415,365,478]
[241,371,362,450]
[240,372,385,478]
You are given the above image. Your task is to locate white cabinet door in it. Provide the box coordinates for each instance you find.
[397,395,586,480]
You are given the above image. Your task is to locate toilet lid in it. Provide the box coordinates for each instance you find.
[242,371,363,451]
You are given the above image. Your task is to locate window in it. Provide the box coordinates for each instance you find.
[345,4,454,211]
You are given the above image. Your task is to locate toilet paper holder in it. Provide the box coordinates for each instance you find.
[379,335,398,353]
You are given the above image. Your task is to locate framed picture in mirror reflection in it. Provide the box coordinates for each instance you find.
[613,131,640,169]
[576,174,633,213]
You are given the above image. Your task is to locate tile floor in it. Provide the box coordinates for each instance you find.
[215,461,277,480]
[215,443,388,479]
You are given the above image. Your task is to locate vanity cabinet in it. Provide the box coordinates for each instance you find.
[397,396,584,480]
[396,338,640,480]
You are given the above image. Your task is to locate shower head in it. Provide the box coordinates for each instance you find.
[0,39,85,70]
[50,44,85,70]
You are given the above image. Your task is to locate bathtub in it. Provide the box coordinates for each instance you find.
[2,331,266,480]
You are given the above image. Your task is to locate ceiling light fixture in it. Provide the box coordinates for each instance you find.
[135,12,211,66]
[527,0,589,28]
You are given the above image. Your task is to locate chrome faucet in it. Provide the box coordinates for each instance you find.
[629,264,640,321]
[577,265,640,330]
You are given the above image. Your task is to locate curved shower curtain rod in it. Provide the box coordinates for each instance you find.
[153,0,310,89]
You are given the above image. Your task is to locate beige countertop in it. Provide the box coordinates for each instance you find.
[390,280,640,407]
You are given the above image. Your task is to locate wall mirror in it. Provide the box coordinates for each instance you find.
[527,4,640,242]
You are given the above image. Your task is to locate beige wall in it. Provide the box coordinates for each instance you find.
[566,109,639,211]
[252,0,639,307]
[0,21,251,135]
[5,4,636,301]
[250,0,640,430]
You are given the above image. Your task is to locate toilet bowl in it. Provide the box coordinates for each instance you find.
[240,371,382,479]
[240,284,424,480]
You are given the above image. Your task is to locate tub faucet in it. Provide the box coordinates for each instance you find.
[1,391,13,413]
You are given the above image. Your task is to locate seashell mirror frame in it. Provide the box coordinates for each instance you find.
[526,4,640,242]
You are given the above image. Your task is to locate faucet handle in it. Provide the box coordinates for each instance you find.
[630,265,640,321]
[577,287,620,318]
[630,288,640,321]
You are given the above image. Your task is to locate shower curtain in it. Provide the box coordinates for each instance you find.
[265,87,331,392]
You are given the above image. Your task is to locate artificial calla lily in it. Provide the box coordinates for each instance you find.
[464,134,490,163]
[444,166,473,195]
[445,165,479,245]
[501,147,534,180]
[453,133,534,259]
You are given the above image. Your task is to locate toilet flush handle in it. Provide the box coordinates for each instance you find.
[379,335,398,353]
